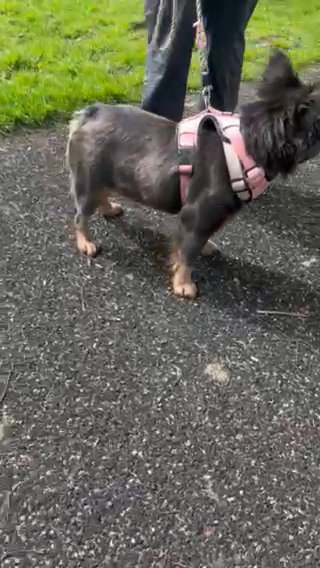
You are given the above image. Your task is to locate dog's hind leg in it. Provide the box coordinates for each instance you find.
[98,191,124,219]
[74,212,99,257]
[71,170,100,257]
[201,240,219,256]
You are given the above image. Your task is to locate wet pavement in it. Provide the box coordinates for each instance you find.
[1,84,320,567]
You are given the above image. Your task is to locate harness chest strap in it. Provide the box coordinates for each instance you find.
[177,109,269,204]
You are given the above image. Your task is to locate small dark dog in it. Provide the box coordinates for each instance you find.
[67,51,320,299]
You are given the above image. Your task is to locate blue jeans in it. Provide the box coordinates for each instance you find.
[142,0,258,121]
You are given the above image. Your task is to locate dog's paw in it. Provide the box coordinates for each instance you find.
[201,240,219,256]
[173,278,198,299]
[101,202,123,219]
[77,239,100,257]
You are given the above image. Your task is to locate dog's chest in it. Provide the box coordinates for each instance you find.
[176,108,269,204]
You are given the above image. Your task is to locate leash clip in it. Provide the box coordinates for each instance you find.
[202,85,213,109]
[201,71,213,109]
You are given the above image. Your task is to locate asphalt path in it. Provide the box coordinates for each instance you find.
[1,84,320,567]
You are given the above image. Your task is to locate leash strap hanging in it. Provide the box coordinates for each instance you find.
[194,0,213,108]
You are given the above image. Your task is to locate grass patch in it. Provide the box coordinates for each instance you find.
[0,0,320,130]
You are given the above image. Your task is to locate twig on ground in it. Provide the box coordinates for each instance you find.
[0,363,13,405]
[257,310,309,318]
[80,286,85,312]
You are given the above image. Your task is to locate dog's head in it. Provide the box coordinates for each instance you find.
[241,50,320,179]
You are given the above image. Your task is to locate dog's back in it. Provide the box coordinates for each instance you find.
[67,101,181,217]
[67,102,176,171]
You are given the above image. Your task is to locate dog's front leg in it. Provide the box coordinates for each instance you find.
[170,227,209,299]
[170,193,234,298]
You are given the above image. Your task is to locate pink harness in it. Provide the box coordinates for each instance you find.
[177,108,269,204]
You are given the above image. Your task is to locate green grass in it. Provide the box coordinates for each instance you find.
[0,0,320,130]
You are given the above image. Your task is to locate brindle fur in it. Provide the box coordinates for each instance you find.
[66,51,320,298]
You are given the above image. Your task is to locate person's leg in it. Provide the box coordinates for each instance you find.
[144,0,160,44]
[201,0,258,111]
[142,0,196,122]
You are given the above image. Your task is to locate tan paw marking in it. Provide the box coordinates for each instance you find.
[101,201,123,218]
[173,279,198,299]
[201,240,219,256]
[76,231,99,257]
[172,264,197,298]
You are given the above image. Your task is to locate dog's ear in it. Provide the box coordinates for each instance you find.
[258,50,302,100]
[296,102,310,116]
[294,96,319,132]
